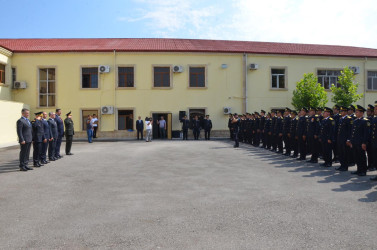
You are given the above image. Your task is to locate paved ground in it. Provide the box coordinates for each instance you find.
[0,140,377,250]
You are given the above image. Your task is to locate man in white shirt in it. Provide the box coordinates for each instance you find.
[92,114,99,138]
[145,118,153,142]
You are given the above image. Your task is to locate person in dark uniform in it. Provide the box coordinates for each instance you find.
[181,115,190,140]
[239,115,246,143]
[297,108,308,160]
[250,113,256,145]
[192,115,201,140]
[319,107,335,167]
[203,115,213,140]
[64,111,74,155]
[366,105,375,171]
[32,112,46,168]
[136,116,144,140]
[264,112,272,150]
[335,106,353,171]
[370,102,377,180]
[55,108,64,159]
[40,112,52,165]
[316,107,324,121]
[270,110,277,152]
[228,114,234,140]
[283,108,292,156]
[17,108,33,171]
[245,113,253,144]
[348,105,356,119]
[231,113,240,148]
[289,111,299,158]
[307,107,321,163]
[274,110,284,153]
[332,105,341,163]
[260,110,266,148]
[48,112,58,161]
[347,105,370,176]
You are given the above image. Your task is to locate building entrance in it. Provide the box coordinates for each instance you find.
[152,113,172,139]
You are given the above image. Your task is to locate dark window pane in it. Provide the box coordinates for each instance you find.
[317,70,326,75]
[272,75,277,88]
[12,67,16,83]
[373,78,377,90]
[39,95,47,107]
[48,69,55,80]
[272,69,284,74]
[368,78,372,90]
[127,74,134,87]
[154,67,170,87]
[118,67,134,87]
[82,74,91,88]
[190,67,205,87]
[91,74,98,88]
[83,67,98,74]
[119,67,133,73]
[279,75,285,88]
[318,76,323,86]
[119,74,126,87]
[324,77,330,89]
[40,82,47,93]
[48,81,55,93]
[39,69,47,80]
[48,95,55,106]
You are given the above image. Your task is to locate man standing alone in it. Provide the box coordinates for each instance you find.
[16,108,33,171]
[136,116,144,140]
[64,111,74,155]
[203,115,213,140]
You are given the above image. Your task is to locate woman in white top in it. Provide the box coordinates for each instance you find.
[145,118,153,142]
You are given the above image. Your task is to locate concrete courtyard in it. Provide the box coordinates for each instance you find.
[0,140,377,249]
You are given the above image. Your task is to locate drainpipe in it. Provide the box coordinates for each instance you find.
[114,49,117,130]
[243,53,247,114]
[363,57,367,107]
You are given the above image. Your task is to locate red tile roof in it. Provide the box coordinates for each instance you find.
[0,38,377,58]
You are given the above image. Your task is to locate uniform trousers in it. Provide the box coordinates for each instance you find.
[298,136,307,159]
[205,129,211,140]
[65,135,73,154]
[137,129,143,140]
[41,141,49,161]
[193,128,200,140]
[308,136,320,161]
[276,134,283,152]
[321,140,333,165]
[353,144,367,173]
[367,143,374,169]
[283,134,291,154]
[182,129,188,140]
[48,139,56,159]
[19,143,32,168]
[290,136,298,156]
[233,131,239,147]
[33,141,42,165]
[55,135,63,158]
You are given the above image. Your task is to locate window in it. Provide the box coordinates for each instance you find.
[12,67,16,84]
[0,64,5,84]
[153,67,170,87]
[82,67,98,88]
[317,70,341,89]
[367,71,377,91]
[39,68,55,107]
[118,110,134,130]
[118,67,134,87]
[189,67,206,87]
[271,69,285,89]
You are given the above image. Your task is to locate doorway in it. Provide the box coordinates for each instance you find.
[152,113,172,139]
[118,110,134,130]
[189,109,205,129]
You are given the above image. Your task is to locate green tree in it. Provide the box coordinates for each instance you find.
[330,67,363,107]
[292,73,328,110]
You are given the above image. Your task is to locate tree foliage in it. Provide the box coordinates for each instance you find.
[291,73,328,110]
[330,67,363,107]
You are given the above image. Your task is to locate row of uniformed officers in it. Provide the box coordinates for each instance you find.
[16,108,74,171]
[229,102,377,180]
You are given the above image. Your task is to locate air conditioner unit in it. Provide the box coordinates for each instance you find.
[223,107,232,114]
[349,66,360,74]
[101,106,114,115]
[99,65,110,73]
[173,65,183,73]
[13,81,27,89]
[249,64,259,70]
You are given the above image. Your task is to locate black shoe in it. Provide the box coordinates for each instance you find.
[336,166,348,171]
[349,163,356,167]
[43,160,49,164]
[49,158,55,161]
[66,153,74,155]
[351,171,360,175]
[370,176,377,181]
[25,166,33,170]
[297,158,305,161]
[368,168,376,172]
[358,172,367,176]
[291,155,298,158]
[38,163,44,167]
[20,167,28,171]
[320,163,327,166]
[34,164,41,168]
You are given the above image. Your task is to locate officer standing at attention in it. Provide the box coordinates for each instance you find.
[48,112,58,161]
[366,105,375,171]
[319,107,335,167]
[289,110,299,158]
[264,113,272,149]
[332,105,341,163]
[307,107,321,163]
[17,108,33,171]
[260,110,266,148]
[347,105,370,176]
[228,113,234,140]
[283,108,292,156]
[41,112,52,165]
[335,107,353,171]
[370,101,377,181]
[55,108,64,159]
[274,110,284,153]
[231,113,241,148]
[203,115,213,140]
[32,112,46,168]
[192,115,201,140]
[180,115,190,140]
[270,110,277,152]
[297,108,308,160]
[64,111,74,155]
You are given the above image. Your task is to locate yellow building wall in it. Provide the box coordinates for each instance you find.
[0,50,12,101]
[9,51,377,136]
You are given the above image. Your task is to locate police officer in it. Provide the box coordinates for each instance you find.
[347,105,370,176]
[203,115,212,140]
[181,115,190,140]
[370,102,377,181]
[332,105,341,163]
[366,104,375,171]
[283,108,291,156]
[270,110,277,152]
[319,107,335,167]
[228,114,234,140]
[32,112,46,168]
[231,113,241,148]
[307,107,321,163]
[48,112,58,161]
[254,112,261,147]
[41,112,52,165]
[335,106,353,171]
[64,111,74,155]
[260,110,266,148]
[289,110,299,158]
[274,110,284,153]
[297,108,308,160]
[264,113,272,150]
[192,115,201,140]
[55,108,64,159]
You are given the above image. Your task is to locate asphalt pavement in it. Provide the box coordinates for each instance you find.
[0,140,376,249]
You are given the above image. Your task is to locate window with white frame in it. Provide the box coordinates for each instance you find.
[271,69,285,89]
[82,67,98,88]
[317,70,341,89]
[367,71,377,90]
[0,64,5,84]
[39,68,55,107]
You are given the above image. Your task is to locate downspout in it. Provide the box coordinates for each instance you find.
[114,49,117,131]
[363,57,367,107]
[243,53,247,114]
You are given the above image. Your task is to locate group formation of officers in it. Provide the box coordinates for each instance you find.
[229,102,377,180]
[16,108,75,171]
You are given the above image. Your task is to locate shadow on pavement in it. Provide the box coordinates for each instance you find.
[0,159,21,174]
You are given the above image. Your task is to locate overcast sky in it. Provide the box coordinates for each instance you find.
[2,0,377,48]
